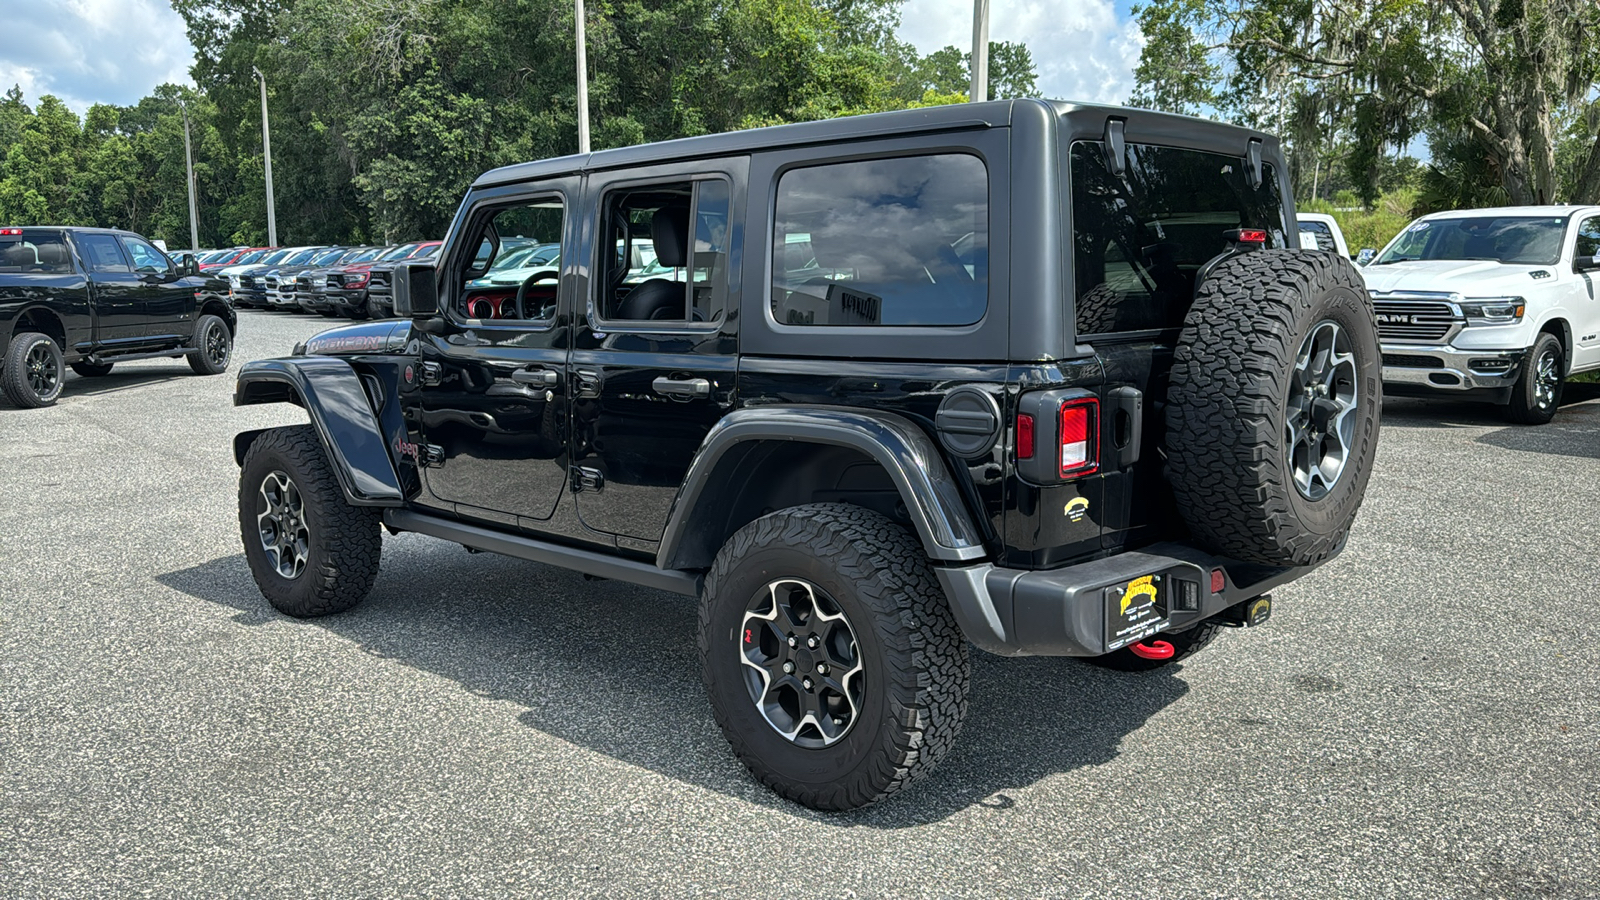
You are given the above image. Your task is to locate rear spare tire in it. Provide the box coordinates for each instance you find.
[1165,250,1380,567]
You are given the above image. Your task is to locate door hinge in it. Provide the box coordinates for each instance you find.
[574,369,603,399]
[570,466,604,493]
[419,361,443,387]
[422,444,445,467]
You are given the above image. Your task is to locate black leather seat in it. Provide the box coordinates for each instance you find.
[615,204,689,321]
[35,243,69,271]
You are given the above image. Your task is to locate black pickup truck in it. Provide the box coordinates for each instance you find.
[0,226,236,407]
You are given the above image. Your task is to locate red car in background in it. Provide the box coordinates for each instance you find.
[200,246,271,273]
[326,241,442,319]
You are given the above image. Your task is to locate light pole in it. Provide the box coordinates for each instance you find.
[178,99,199,253]
[575,0,591,153]
[252,66,278,246]
[970,0,990,103]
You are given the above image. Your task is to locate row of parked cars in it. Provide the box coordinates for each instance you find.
[194,242,443,319]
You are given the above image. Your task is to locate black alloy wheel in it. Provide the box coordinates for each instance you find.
[2,332,65,408]
[739,578,865,748]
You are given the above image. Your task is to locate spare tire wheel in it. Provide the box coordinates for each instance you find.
[1164,250,1380,567]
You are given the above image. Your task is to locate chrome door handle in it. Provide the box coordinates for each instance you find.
[511,368,559,386]
[652,376,711,399]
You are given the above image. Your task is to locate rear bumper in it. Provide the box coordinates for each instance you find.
[935,541,1326,657]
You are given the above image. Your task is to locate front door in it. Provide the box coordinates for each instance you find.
[118,235,194,337]
[411,184,576,526]
[1572,215,1600,368]
[570,166,742,548]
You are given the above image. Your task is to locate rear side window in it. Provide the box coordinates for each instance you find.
[0,230,73,274]
[771,154,988,327]
[1071,141,1287,335]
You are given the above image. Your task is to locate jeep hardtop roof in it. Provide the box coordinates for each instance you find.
[473,99,1280,189]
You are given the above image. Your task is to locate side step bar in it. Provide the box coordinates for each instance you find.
[382,508,701,597]
[86,349,192,364]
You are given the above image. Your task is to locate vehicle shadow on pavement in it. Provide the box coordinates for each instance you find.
[1380,382,1600,430]
[57,368,203,399]
[158,545,1190,827]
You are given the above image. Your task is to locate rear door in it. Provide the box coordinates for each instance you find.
[568,162,742,552]
[1067,136,1293,553]
[71,232,145,342]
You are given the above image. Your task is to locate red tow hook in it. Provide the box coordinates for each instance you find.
[1128,640,1175,660]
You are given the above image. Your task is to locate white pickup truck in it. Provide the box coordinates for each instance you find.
[1362,206,1600,424]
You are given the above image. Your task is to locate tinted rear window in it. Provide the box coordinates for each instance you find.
[0,230,72,274]
[771,153,988,327]
[1071,141,1288,335]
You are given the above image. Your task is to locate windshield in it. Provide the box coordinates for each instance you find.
[234,250,268,265]
[283,248,321,265]
[260,249,293,264]
[1376,215,1568,266]
[379,243,418,261]
[312,248,347,265]
[346,248,383,264]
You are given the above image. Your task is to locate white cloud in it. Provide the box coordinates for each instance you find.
[896,0,1144,105]
[0,0,194,113]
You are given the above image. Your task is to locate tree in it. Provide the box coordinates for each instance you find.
[1131,0,1600,205]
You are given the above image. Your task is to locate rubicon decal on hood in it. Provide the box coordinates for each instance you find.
[303,321,411,356]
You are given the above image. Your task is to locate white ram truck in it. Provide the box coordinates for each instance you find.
[1363,206,1600,424]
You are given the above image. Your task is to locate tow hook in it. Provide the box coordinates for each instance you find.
[1129,640,1175,660]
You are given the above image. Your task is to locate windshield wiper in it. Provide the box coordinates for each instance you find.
[1373,256,1417,265]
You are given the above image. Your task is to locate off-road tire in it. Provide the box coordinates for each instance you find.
[2,332,65,408]
[239,425,382,617]
[187,314,232,375]
[1083,621,1223,672]
[70,361,114,377]
[1506,331,1564,425]
[1166,250,1380,567]
[699,503,969,811]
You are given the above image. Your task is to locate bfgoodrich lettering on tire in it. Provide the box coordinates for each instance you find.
[699,503,969,811]
[238,425,382,617]
[1165,250,1381,567]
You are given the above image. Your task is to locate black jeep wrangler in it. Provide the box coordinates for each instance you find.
[232,100,1380,810]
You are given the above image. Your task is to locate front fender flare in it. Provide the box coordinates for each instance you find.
[233,356,403,506]
[657,406,989,569]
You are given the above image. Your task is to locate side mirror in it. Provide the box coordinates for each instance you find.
[180,253,200,277]
[392,262,439,318]
[1355,248,1377,266]
[1574,253,1600,274]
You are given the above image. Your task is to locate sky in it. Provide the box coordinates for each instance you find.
[895,0,1145,104]
[0,0,1145,115]
[0,0,194,112]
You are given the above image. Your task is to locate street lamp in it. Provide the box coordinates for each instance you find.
[251,66,278,246]
[178,99,199,253]
[575,0,591,153]
[970,0,990,103]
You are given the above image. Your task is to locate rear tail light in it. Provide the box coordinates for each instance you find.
[0,227,22,235]
[1058,399,1098,476]
[1015,390,1100,483]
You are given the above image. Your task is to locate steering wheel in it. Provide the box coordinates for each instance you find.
[515,271,561,319]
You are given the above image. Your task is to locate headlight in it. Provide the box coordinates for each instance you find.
[1460,297,1525,326]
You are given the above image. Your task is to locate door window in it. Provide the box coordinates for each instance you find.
[77,234,132,273]
[119,237,173,276]
[595,178,730,324]
[458,198,566,322]
[770,154,988,327]
[1575,217,1600,260]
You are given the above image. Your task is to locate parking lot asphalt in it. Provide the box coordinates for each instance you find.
[2,309,1597,898]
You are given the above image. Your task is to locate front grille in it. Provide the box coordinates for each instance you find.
[1382,353,1445,369]
[296,276,312,290]
[325,274,341,288]
[1373,300,1458,343]
[370,270,390,289]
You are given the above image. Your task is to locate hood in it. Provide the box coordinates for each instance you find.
[1362,259,1555,297]
[298,320,411,357]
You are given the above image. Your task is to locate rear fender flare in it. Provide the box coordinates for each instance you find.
[657,406,989,570]
[232,356,403,506]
